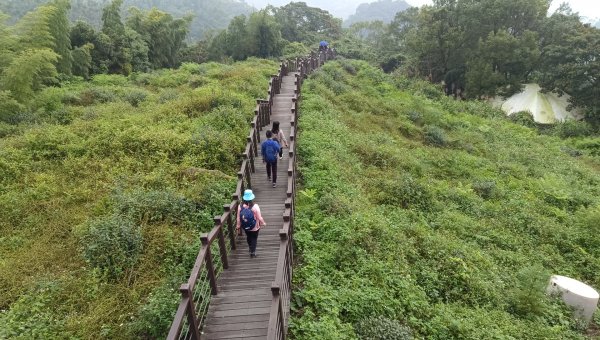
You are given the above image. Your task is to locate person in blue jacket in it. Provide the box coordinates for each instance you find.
[319,40,329,51]
[261,130,281,188]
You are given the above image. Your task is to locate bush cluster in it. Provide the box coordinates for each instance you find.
[291,60,599,339]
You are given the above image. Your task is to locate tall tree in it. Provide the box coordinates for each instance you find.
[224,15,250,61]
[0,13,17,70]
[71,43,93,79]
[247,10,283,58]
[47,0,72,75]
[14,4,56,51]
[538,8,600,121]
[101,0,130,74]
[126,7,191,68]
[1,48,58,101]
[270,2,342,44]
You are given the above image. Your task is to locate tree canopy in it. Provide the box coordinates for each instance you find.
[340,0,600,122]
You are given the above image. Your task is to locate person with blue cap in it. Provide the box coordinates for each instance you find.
[319,40,329,52]
[236,189,266,258]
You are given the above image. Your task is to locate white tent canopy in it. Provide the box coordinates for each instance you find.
[492,84,582,124]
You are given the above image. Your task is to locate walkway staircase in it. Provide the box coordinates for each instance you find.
[201,74,298,339]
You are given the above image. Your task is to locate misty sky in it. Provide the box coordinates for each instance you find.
[408,0,599,21]
[243,0,600,21]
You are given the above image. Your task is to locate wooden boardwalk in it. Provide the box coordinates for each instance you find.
[201,73,298,339]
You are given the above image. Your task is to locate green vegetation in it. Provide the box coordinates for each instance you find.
[0,58,277,338]
[339,1,600,122]
[207,3,341,62]
[291,60,600,338]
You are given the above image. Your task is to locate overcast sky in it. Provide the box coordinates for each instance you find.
[408,0,600,22]
[245,0,600,22]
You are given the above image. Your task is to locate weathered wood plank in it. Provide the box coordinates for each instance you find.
[202,72,298,340]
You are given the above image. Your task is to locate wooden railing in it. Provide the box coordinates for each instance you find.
[167,47,335,340]
[267,48,335,340]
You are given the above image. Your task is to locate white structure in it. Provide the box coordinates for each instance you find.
[491,84,582,124]
[547,275,599,323]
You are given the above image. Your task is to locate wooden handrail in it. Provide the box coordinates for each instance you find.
[266,48,336,340]
[167,49,336,340]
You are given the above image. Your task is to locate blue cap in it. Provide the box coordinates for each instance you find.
[243,189,255,201]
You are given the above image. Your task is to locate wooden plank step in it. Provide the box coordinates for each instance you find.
[203,322,266,333]
[211,294,271,305]
[211,306,271,318]
[203,327,268,339]
[210,300,271,312]
[204,313,270,325]
[202,73,300,338]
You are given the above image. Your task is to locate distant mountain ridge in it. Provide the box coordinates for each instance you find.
[242,0,366,19]
[0,0,254,39]
[344,0,410,27]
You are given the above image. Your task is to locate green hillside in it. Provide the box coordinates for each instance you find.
[291,60,600,338]
[0,59,277,338]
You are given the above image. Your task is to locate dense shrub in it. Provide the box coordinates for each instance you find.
[81,215,143,280]
[472,180,496,199]
[291,60,595,339]
[371,175,433,211]
[158,88,180,103]
[122,89,149,107]
[0,91,25,123]
[77,87,117,105]
[553,119,593,138]
[128,283,180,339]
[91,74,129,86]
[0,281,72,339]
[423,125,448,146]
[355,316,413,340]
[0,59,276,338]
[111,188,210,230]
[509,110,536,128]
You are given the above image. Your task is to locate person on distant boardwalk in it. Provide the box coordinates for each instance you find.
[319,40,329,52]
[271,121,288,160]
[236,189,266,258]
[262,130,280,188]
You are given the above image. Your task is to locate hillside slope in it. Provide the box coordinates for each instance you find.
[291,60,600,338]
[0,59,277,338]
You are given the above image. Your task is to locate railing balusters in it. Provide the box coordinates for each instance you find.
[201,235,218,296]
[214,217,228,270]
[181,284,201,340]
[168,48,336,340]
[224,204,236,250]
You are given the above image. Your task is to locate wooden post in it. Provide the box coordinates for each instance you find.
[237,171,245,194]
[214,216,229,270]
[201,235,218,295]
[245,148,255,174]
[244,161,252,189]
[224,204,236,250]
[180,283,201,340]
[255,101,262,130]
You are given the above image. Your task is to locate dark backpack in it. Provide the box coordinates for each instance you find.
[264,141,278,162]
[240,205,256,231]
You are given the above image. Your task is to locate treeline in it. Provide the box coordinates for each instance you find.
[340,0,600,122]
[0,0,191,120]
[0,0,343,121]
[0,0,254,40]
[204,2,342,61]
